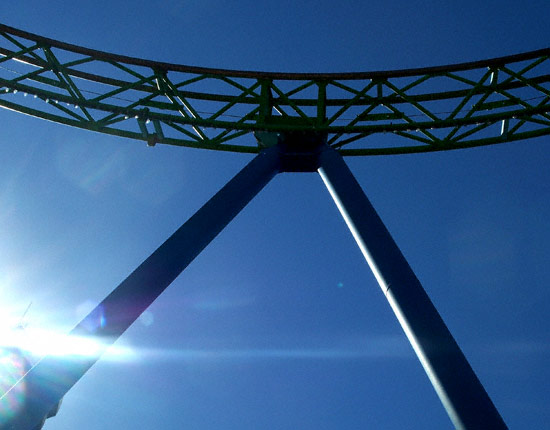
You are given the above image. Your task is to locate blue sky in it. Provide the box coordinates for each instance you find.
[0,1,549,429]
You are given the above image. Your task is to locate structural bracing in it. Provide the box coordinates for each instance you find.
[0,23,549,155]
[2,22,544,429]
[5,139,507,430]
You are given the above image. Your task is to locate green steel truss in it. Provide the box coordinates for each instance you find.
[0,23,549,155]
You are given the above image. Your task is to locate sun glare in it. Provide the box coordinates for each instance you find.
[0,325,135,361]
[0,319,136,423]
[0,348,28,424]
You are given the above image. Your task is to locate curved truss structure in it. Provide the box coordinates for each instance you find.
[3,22,540,430]
[0,23,549,155]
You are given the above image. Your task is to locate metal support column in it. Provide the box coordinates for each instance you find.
[317,146,507,430]
[6,145,282,430]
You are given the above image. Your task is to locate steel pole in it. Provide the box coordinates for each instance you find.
[317,146,507,430]
[6,145,281,430]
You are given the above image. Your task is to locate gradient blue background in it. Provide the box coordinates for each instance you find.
[1,1,549,429]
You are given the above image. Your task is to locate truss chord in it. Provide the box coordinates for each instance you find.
[495,87,550,122]
[42,47,95,121]
[96,92,158,125]
[382,79,439,121]
[154,79,205,140]
[508,117,527,135]
[159,73,208,139]
[48,98,86,122]
[399,73,432,93]
[327,78,373,97]
[377,101,442,145]
[61,55,95,69]
[1,32,45,65]
[0,22,549,154]
[277,79,317,99]
[164,118,206,142]
[326,80,377,124]
[338,126,550,155]
[90,74,156,103]
[267,81,313,123]
[392,130,434,145]
[0,41,41,66]
[40,50,83,103]
[443,72,493,141]
[444,71,482,87]
[446,90,494,139]
[327,103,378,145]
[207,80,262,121]
[2,74,547,145]
[330,132,373,149]
[500,64,550,99]
[42,47,82,96]
[107,59,150,81]
[218,75,257,93]
[451,120,494,143]
[518,115,550,127]
[171,73,209,90]
[491,57,548,97]
[446,69,492,120]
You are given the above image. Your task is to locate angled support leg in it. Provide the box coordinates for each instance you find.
[317,146,507,430]
[6,145,282,430]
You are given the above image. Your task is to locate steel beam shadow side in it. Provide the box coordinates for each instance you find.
[4,145,281,430]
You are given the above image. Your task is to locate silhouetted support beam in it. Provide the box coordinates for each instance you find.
[6,145,282,430]
[317,146,508,430]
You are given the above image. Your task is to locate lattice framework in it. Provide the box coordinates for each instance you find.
[1,23,549,155]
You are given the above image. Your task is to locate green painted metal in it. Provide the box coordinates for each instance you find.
[0,23,549,155]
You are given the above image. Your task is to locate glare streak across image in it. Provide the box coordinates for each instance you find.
[0,326,135,361]
[0,2,549,429]
[137,335,411,362]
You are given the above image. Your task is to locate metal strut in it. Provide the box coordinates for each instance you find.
[4,145,281,430]
[3,139,508,430]
[317,146,508,430]
[1,23,550,155]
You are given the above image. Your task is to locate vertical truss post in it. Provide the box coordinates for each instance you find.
[317,146,507,430]
[6,145,282,430]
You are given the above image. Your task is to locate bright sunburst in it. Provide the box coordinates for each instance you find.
[0,312,135,426]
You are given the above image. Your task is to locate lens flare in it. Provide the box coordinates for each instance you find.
[0,348,29,425]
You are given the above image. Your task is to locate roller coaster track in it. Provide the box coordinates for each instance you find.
[1,23,548,430]
[0,23,549,155]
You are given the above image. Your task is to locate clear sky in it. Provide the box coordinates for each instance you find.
[0,1,549,429]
